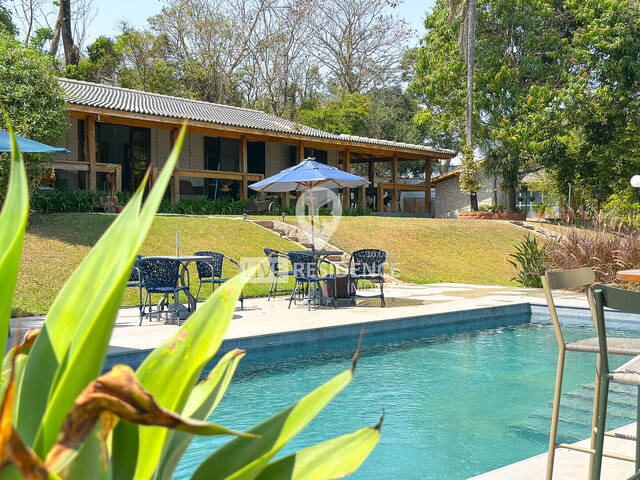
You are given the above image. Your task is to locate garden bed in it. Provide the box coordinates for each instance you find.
[458,211,526,220]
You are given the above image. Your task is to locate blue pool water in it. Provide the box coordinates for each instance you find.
[173,322,636,479]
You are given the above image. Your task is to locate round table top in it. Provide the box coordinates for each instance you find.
[616,269,640,282]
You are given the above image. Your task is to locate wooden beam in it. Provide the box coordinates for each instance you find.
[169,128,179,202]
[360,184,366,208]
[297,141,304,163]
[66,105,456,159]
[86,115,96,191]
[425,157,431,216]
[377,183,384,212]
[154,167,263,182]
[368,161,375,184]
[240,135,248,200]
[343,149,351,211]
[391,152,398,211]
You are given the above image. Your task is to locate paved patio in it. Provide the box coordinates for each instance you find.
[9,282,587,355]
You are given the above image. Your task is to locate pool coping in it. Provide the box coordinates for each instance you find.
[104,302,532,371]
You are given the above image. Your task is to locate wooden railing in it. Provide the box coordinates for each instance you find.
[54,161,122,193]
[376,182,430,213]
[152,167,265,202]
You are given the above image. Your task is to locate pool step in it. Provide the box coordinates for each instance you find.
[517,381,636,444]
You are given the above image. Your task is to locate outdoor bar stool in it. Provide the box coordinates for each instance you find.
[543,268,640,480]
[264,248,294,300]
[287,251,337,310]
[137,257,190,323]
[347,249,386,307]
[194,251,244,310]
[125,254,144,324]
[591,285,640,480]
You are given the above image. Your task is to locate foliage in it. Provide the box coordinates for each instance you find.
[30,189,97,213]
[412,0,640,211]
[298,91,371,135]
[0,32,68,199]
[531,202,548,214]
[158,197,247,215]
[545,226,640,285]
[1,125,378,478]
[601,191,640,230]
[458,145,481,196]
[508,234,546,288]
[62,35,122,84]
[0,0,15,36]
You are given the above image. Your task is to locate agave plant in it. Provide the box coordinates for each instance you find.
[0,119,380,479]
[508,234,546,288]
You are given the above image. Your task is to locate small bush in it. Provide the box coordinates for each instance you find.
[508,234,546,287]
[158,197,246,215]
[31,189,97,213]
[545,226,640,284]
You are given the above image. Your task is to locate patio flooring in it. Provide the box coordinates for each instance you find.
[9,282,587,355]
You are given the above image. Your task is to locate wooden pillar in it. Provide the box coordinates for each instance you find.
[377,183,383,212]
[169,128,180,203]
[297,141,304,163]
[368,160,375,184]
[86,115,96,192]
[391,152,398,212]
[280,192,288,209]
[240,135,248,200]
[425,157,431,216]
[343,149,351,211]
[360,184,366,208]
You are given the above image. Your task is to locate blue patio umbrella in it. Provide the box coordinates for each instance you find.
[250,158,368,249]
[0,129,69,154]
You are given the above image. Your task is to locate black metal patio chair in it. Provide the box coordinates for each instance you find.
[126,254,144,323]
[264,248,294,300]
[287,251,337,310]
[347,249,386,307]
[194,251,244,310]
[137,257,190,324]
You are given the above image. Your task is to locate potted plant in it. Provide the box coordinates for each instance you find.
[532,201,547,219]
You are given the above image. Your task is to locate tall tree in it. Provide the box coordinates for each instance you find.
[310,0,411,94]
[50,0,78,64]
[448,0,479,210]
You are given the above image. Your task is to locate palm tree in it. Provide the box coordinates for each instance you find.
[448,0,479,211]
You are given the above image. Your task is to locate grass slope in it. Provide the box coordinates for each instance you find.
[318,217,527,286]
[16,213,301,316]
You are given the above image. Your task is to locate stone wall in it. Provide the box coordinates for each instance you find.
[434,172,506,219]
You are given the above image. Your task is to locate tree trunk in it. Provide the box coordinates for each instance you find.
[50,0,79,65]
[506,185,517,212]
[465,0,477,209]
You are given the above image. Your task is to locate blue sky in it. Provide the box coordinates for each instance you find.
[85,0,437,47]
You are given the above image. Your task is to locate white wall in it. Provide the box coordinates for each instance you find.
[434,172,506,219]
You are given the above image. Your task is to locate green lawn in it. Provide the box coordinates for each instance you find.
[15,213,301,316]
[15,214,528,316]
[300,217,528,286]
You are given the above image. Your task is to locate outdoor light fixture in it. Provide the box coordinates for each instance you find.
[243,213,247,221]
[281,212,286,222]
[631,175,640,200]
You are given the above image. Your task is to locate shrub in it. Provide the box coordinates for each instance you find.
[0,33,68,199]
[30,189,98,213]
[159,197,246,215]
[545,226,640,285]
[0,124,379,478]
[601,191,640,230]
[508,234,546,287]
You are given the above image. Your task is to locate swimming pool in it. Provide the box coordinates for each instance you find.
[172,318,636,479]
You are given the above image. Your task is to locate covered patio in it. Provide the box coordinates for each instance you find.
[53,78,456,213]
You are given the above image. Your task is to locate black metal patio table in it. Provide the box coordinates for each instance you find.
[143,255,216,323]
[285,250,342,308]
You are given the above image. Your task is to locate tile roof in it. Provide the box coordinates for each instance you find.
[60,78,455,157]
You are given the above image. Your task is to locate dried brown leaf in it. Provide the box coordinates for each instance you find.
[45,364,255,472]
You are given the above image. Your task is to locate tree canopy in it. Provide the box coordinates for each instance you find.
[0,32,68,195]
[412,0,640,210]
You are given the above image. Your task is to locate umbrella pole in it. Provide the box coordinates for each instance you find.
[309,188,315,251]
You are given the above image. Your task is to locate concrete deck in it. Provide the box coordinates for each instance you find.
[471,423,637,479]
[9,282,587,356]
